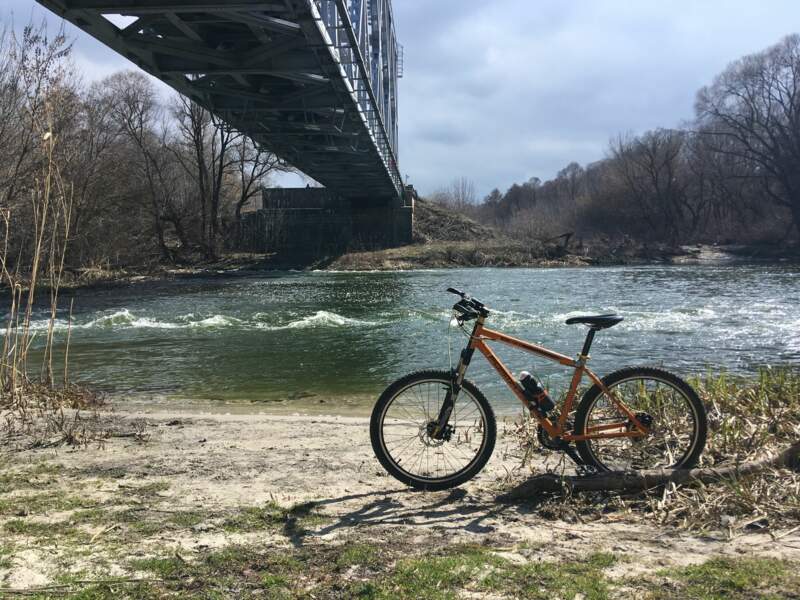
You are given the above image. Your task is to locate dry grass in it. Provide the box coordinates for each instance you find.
[325,200,598,271]
[412,198,501,244]
[2,384,106,450]
[661,368,800,533]
[508,367,800,534]
[327,239,592,271]
[1,116,107,451]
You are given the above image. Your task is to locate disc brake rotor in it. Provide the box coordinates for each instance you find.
[421,422,452,447]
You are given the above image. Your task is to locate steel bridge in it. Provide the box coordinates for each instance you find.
[37,0,411,244]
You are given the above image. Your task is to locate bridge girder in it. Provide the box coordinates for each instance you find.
[36,0,404,204]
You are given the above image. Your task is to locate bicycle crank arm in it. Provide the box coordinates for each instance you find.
[548,436,589,469]
[563,444,586,468]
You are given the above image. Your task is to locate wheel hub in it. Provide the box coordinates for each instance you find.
[631,412,653,429]
[628,412,654,441]
[422,421,452,446]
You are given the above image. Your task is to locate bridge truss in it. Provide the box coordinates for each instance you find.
[37,0,405,203]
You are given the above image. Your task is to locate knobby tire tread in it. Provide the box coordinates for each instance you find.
[370,369,496,491]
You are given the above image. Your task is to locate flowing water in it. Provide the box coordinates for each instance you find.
[14,264,800,414]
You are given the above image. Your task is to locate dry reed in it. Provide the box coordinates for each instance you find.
[1,110,104,450]
[507,367,800,534]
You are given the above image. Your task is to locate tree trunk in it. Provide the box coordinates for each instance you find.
[789,196,800,241]
[151,198,170,262]
[497,442,800,502]
[209,192,220,260]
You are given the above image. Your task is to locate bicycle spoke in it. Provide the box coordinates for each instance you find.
[380,377,487,482]
[585,377,697,470]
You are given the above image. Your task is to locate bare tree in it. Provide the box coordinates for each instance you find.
[62,78,123,263]
[696,34,800,234]
[449,176,477,208]
[0,22,78,274]
[430,176,477,210]
[172,96,239,259]
[0,27,24,206]
[2,23,72,212]
[231,135,287,221]
[611,129,704,242]
[556,162,584,205]
[106,71,180,261]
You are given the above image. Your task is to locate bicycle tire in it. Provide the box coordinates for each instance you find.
[574,366,707,472]
[370,370,496,491]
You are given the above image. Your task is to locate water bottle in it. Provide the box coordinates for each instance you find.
[519,371,555,415]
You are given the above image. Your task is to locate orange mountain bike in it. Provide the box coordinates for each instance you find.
[371,288,708,490]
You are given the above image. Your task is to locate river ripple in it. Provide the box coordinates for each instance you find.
[14,264,800,413]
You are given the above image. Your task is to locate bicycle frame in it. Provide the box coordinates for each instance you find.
[444,313,648,442]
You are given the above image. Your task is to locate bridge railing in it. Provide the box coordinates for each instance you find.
[311,0,403,198]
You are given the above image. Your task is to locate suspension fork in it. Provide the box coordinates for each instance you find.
[432,316,483,439]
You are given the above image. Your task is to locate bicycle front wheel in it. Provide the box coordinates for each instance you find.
[370,370,496,491]
[574,367,707,472]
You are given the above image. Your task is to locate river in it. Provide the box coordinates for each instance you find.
[16,264,800,414]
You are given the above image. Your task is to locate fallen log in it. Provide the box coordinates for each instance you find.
[497,441,800,502]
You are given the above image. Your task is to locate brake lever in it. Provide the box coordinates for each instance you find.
[449,288,486,317]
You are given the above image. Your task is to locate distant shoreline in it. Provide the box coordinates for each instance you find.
[4,242,798,297]
[322,241,799,271]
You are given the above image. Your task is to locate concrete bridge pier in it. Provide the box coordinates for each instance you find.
[234,188,413,257]
[349,196,414,249]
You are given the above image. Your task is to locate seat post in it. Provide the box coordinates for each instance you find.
[581,328,597,357]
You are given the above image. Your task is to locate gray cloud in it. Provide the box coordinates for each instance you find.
[3,1,799,197]
[394,0,800,196]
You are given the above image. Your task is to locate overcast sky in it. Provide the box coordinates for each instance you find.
[3,1,799,197]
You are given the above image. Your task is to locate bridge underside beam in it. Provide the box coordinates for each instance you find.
[38,0,404,207]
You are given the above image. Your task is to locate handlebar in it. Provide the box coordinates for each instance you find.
[447,287,489,320]
[446,287,465,297]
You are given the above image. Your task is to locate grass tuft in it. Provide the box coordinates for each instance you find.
[652,557,800,599]
[222,500,326,537]
[222,502,288,532]
[335,542,382,570]
[0,491,96,516]
[0,543,13,570]
[482,551,617,600]
[130,556,185,580]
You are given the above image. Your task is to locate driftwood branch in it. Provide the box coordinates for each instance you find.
[498,442,800,502]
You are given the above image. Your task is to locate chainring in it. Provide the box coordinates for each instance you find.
[536,423,571,450]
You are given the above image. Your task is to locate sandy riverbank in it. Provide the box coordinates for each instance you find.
[2,405,800,595]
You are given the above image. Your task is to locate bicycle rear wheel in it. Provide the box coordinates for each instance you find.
[370,370,496,491]
[574,367,707,472]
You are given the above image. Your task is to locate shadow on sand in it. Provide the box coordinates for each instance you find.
[296,486,552,543]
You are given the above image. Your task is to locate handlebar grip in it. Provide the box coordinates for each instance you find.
[446,287,465,297]
[453,300,478,321]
